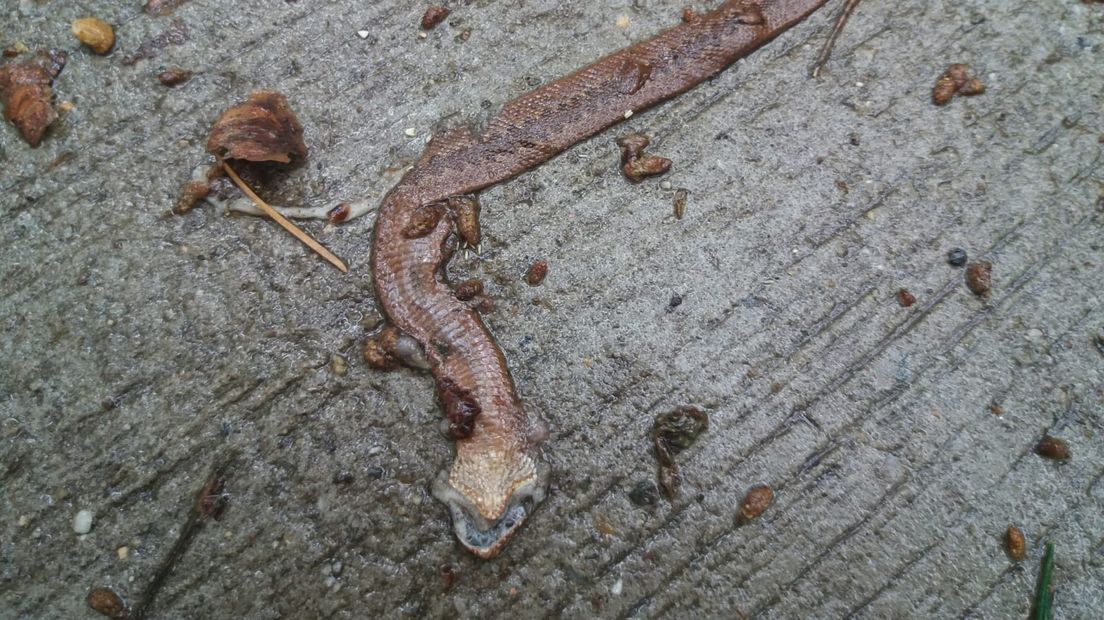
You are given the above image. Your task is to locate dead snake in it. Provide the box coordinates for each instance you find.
[369,0,842,558]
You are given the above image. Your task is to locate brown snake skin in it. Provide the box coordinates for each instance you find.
[370,0,833,558]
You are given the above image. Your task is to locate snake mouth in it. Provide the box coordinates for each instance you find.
[431,466,548,559]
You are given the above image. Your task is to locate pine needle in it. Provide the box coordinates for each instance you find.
[220,160,348,273]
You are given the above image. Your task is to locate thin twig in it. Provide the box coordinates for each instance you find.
[220,160,348,273]
[811,0,863,78]
[129,458,236,620]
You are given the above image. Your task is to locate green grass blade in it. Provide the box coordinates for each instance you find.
[1033,542,1056,620]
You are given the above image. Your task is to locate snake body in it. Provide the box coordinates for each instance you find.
[370,0,830,558]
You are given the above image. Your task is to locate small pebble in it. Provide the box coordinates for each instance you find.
[330,354,348,377]
[73,509,94,534]
[611,578,624,595]
[116,546,129,560]
[946,248,968,267]
[72,17,115,55]
[616,15,630,29]
[357,30,370,39]
[17,515,29,527]
[331,560,343,576]
[404,127,417,137]
[660,180,672,190]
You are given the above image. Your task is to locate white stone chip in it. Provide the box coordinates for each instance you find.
[73,510,94,534]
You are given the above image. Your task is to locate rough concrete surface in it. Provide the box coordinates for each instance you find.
[1,0,1103,618]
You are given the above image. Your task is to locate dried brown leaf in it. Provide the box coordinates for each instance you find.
[206,91,307,164]
[0,49,66,147]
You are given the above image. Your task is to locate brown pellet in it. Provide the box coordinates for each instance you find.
[932,76,957,106]
[945,63,970,88]
[965,261,992,297]
[616,133,672,182]
[174,180,210,215]
[737,485,774,522]
[473,294,495,314]
[440,563,458,592]
[896,288,916,307]
[454,279,484,301]
[195,475,228,519]
[526,260,548,286]
[421,6,450,30]
[622,154,671,183]
[1035,435,1069,460]
[673,188,688,219]
[87,587,127,618]
[932,63,986,106]
[449,195,480,246]
[157,68,192,86]
[616,133,650,164]
[1005,525,1026,561]
[362,326,400,370]
[959,78,986,96]
[327,202,351,224]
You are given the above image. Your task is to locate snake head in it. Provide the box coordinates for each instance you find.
[431,446,549,559]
